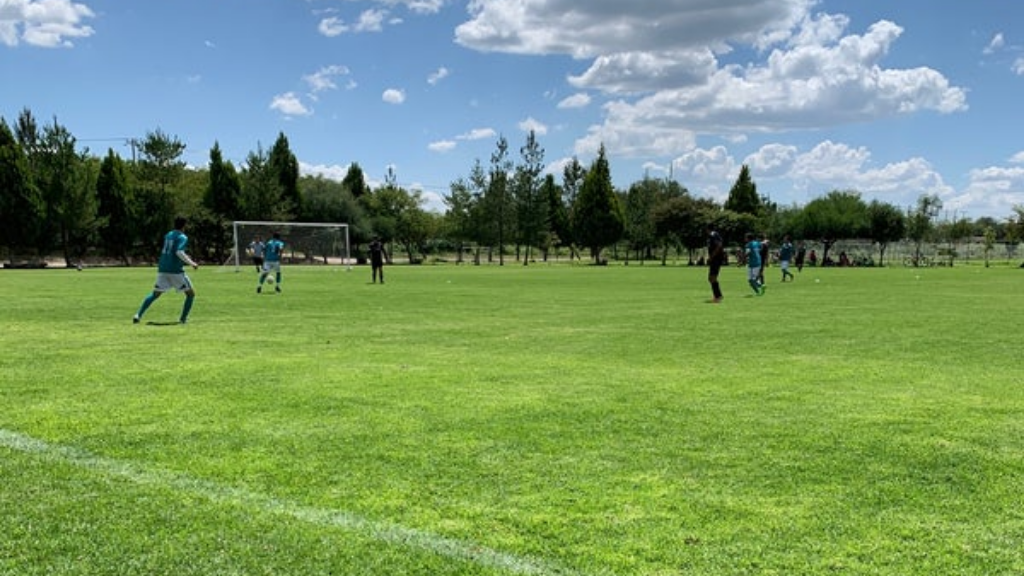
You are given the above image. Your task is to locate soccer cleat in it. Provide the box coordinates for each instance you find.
[275,286,281,293]
[132,314,140,324]
[257,286,262,294]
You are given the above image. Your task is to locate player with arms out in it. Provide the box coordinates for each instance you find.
[258,232,284,293]
[133,216,199,324]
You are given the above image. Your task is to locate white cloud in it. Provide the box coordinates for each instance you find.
[318,9,387,36]
[574,18,966,160]
[427,66,449,85]
[518,116,547,135]
[557,93,591,109]
[300,161,351,181]
[1,0,95,47]
[984,32,1005,55]
[455,0,809,57]
[1011,152,1024,164]
[303,65,351,93]
[318,17,345,37]
[428,140,457,153]
[269,92,312,117]
[457,128,496,141]
[568,49,718,94]
[743,143,799,177]
[354,9,387,32]
[954,165,1024,216]
[454,1,966,167]
[382,88,406,104]
[1013,57,1024,76]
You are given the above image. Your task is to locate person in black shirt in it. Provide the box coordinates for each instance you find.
[706,226,725,303]
[369,237,387,284]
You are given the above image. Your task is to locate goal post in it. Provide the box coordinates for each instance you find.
[232,221,351,272]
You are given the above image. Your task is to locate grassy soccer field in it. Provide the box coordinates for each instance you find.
[1,263,1022,575]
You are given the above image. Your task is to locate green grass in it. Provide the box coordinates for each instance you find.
[1,262,1022,575]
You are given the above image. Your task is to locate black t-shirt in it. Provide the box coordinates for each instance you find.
[707,231,724,264]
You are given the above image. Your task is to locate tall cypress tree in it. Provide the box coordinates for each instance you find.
[724,164,760,216]
[269,132,300,218]
[572,145,623,263]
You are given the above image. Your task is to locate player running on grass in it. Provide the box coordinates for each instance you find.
[257,232,285,293]
[133,217,199,324]
[744,233,766,296]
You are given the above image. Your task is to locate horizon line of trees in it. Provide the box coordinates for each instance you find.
[3,107,1024,269]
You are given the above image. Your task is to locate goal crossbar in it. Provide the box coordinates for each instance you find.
[232,221,351,271]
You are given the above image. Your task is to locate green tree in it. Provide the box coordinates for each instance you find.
[134,129,186,256]
[0,118,43,263]
[25,115,98,264]
[204,142,242,220]
[866,200,905,266]
[96,149,135,265]
[796,190,869,264]
[936,213,972,267]
[515,130,546,265]
[572,145,623,263]
[1008,206,1024,265]
[561,157,586,260]
[983,226,996,268]
[906,194,942,267]
[202,142,243,261]
[444,176,477,264]
[486,135,514,265]
[624,177,661,264]
[724,164,760,216]
[541,174,567,261]
[240,144,287,221]
[269,132,301,217]
[342,162,371,199]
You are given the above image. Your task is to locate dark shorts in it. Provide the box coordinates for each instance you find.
[708,260,723,277]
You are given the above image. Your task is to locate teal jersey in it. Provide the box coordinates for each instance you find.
[779,241,794,261]
[158,229,189,274]
[265,238,285,262]
[745,240,762,269]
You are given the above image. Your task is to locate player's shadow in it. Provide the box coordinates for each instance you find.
[146,321,183,326]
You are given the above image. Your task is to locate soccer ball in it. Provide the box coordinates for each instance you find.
[266,276,274,284]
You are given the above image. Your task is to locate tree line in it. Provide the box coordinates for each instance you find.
[2,107,1023,268]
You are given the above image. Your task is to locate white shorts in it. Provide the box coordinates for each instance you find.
[780,259,790,271]
[262,261,281,274]
[154,272,193,293]
[747,267,760,282]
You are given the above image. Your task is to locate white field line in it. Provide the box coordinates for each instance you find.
[1,428,601,576]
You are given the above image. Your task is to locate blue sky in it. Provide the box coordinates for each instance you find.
[2,0,1023,219]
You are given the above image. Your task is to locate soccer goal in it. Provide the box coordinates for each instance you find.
[232,221,351,272]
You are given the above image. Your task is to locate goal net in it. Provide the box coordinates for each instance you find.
[231,221,351,272]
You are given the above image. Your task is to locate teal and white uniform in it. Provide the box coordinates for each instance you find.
[154,229,193,293]
[262,238,284,274]
[745,239,764,294]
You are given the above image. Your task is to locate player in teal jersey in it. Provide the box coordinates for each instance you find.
[779,235,795,282]
[133,217,199,324]
[744,233,765,296]
[257,232,284,293]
